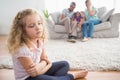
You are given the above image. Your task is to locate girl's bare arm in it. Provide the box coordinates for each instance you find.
[18,57,47,77]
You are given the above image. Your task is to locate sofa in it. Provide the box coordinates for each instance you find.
[46,7,120,39]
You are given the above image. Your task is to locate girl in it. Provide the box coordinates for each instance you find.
[72,11,85,28]
[72,11,85,37]
[7,8,88,80]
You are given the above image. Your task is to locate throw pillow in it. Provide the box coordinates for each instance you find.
[100,8,115,22]
[50,12,61,24]
[97,7,107,18]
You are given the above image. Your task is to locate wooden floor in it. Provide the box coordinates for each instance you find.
[0,35,120,80]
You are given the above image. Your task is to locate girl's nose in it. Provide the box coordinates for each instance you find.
[36,24,42,30]
[36,25,40,30]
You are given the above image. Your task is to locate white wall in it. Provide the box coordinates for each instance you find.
[0,0,45,35]
[44,0,86,13]
[114,0,120,13]
[45,0,115,13]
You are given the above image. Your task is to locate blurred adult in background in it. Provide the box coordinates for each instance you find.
[82,0,101,42]
[58,2,78,43]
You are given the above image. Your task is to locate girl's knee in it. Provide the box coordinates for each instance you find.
[61,61,70,68]
[72,21,77,24]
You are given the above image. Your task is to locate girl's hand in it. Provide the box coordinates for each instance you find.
[26,61,47,77]
[42,58,52,65]
[44,58,52,68]
[27,60,52,77]
[47,61,52,69]
[26,63,38,77]
[77,23,82,28]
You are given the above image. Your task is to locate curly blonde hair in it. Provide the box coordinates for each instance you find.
[7,8,48,54]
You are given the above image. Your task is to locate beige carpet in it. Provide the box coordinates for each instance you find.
[0,38,120,71]
[45,38,120,71]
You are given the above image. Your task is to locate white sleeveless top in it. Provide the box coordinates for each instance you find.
[12,41,43,80]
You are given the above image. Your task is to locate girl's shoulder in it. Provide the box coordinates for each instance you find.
[14,44,31,58]
[17,44,29,51]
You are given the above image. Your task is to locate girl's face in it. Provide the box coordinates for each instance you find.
[24,14,43,40]
[76,12,81,17]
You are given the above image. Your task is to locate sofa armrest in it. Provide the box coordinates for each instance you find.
[110,13,120,25]
[46,17,55,29]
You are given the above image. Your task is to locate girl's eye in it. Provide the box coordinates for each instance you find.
[28,25,34,28]
[38,22,42,25]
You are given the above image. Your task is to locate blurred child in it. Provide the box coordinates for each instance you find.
[72,11,85,28]
[7,8,88,80]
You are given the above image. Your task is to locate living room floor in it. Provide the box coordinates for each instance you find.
[0,35,120,80]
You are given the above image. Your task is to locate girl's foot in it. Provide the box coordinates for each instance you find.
[68,70,88,79]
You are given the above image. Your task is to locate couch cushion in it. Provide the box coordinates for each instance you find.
[54,25,66,33]
[94,22,111,32]
[97,7,107,18]
[54,22,111,33]
[100,8,115,22]
[50,12,61,24]
[54,25,81,33]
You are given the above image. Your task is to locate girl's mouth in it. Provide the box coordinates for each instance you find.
[37,31,41,34]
